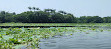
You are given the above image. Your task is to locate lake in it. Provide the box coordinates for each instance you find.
[39,27,111,49]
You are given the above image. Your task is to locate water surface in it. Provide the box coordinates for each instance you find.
[40,27,111,49]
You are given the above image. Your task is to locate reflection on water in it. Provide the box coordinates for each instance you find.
[39,28,111,49]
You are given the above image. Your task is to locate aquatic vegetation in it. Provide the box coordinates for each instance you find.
[0,23,111,26]
[100,29,103,32]
[0,27,76,49]
[0,27,110,49]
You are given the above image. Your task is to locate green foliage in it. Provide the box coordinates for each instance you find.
[0,11,15,23]
[78,16,104,23]
[9,38,21,44]
[103,16,111,23]
[0,7,111,23]
[0,7,76,23]
[0,27,79,49]
[0,26,111,49]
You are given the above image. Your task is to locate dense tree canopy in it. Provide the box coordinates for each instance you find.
[0,11,15,23]
[0,7,111,23]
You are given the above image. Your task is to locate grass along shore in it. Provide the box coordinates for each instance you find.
[0,23,111,26]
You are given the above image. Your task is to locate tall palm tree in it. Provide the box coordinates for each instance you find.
[50,9,56,13]
[36,8,40,11]
[28,7,32,11]
[44,9,55,13]
[58,11,67,15]
[33,7,36,11]
[49,9,56,15]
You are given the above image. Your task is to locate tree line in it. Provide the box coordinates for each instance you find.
[0,7,111,23]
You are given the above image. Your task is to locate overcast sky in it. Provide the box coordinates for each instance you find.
[0,0,111,17]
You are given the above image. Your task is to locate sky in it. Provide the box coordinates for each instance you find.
[0,0,111,17]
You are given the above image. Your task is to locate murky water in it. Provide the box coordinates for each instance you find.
[39,27,111,49]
